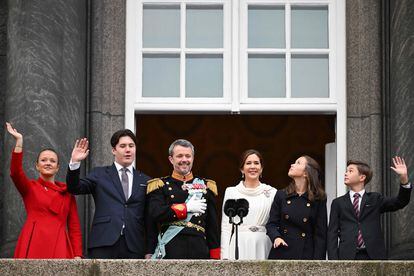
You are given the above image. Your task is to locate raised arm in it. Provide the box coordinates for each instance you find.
[6,122,23,153]
[6,122,30,195]
[380,156,412,212]
[71,138,90,163]
[390,156,409,184]
[66,138,95,195]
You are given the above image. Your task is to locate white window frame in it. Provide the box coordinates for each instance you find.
[125,0,346,197]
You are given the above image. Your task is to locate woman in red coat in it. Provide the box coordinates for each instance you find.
[6,122,83,258]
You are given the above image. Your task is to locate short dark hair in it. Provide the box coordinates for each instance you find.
[110,129,137,148]
[239,149,264,170]
[36,148,59,165]
[347,160,373,185]
[168,139,194,156]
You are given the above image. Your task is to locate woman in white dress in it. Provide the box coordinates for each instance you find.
[221,149,277,260]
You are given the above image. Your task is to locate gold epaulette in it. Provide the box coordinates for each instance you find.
[146,178,164,194]
[206,179,218,196]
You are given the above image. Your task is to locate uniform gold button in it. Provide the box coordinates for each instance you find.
[283,229,288,233]
[170,195,175,199]
[301,233,306,237]
[284,214,289,219]
[166,182,169,185]
[303,218,308,223]
[168,187,172,191]
[198,220,201,224]
[287,200,291,205]
[306,203,311,207]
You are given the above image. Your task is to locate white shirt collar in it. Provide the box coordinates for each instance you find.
[114,161,134,173]
[350,189,365,199]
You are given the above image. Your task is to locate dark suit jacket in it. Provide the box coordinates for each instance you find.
[66,164,156,257]
[327,185,412,260]
[266,190,327,259]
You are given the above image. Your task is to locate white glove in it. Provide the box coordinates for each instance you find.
[186,195,207,214]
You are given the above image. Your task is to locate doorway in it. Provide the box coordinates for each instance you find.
[136,114,335,209]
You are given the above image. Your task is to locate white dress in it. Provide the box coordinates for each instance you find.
[220,181,277,260]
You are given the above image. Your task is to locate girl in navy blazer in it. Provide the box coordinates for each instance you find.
[266,155,327,259]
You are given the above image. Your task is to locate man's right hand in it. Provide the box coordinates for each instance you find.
[71,138,90,163]
[186,195,207,214]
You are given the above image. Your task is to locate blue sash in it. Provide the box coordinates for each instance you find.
[152,187,204,259]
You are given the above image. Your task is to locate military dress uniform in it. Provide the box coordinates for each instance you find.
[147,171,220,259]
[266,190,327,259]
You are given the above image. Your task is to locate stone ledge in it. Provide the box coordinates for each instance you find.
[1,259,413,276]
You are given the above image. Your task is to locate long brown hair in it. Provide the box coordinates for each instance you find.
[285,155,326,201]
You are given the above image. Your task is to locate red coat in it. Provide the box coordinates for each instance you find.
[10,151,83,258]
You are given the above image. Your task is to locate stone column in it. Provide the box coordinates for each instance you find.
[88,0,126,169]
[387,0,414,260]
[346,0,383,193]
[1,0,87,257]
[0,0,7,253]
[74,0,126,253]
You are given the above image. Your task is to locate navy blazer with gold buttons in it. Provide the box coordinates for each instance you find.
[266,190,327,259]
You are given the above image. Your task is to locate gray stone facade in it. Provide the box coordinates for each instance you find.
[388,0,414,259]
[1,0,88,257]
[1,259,414,275]
[0,0,413,260]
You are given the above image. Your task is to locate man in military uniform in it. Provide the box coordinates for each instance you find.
[147,139,220,259]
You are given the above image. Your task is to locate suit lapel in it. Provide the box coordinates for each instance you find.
[359,192,369,218]
[128,169,139,202]
[343,192,358,219]
[108,164,126,202]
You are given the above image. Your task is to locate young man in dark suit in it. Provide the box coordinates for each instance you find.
[328,157,411,260]
[66,129,156,258]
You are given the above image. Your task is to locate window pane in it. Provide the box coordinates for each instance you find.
[186,54,223,97]
[248,6,285,48]
[291,6,328,48]
[248,54,285,98]
[186,6,223,48]
[143,54,180,97]
[143,5,180,48]
[291,55,329,98]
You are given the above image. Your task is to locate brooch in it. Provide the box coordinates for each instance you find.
[263,188,272,198]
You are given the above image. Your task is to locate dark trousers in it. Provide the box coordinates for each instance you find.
[165,234,209,259]
[355,248,371,260]
[88,235,141,259]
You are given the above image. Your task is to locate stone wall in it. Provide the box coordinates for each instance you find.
[0,0,7,254]
[1,259,414,276]
[387,0,414,259]
[0,0,87,257]
[346,0,383,194]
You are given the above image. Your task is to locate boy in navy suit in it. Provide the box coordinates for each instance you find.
[328,157,411,260]
[67,129,156,259]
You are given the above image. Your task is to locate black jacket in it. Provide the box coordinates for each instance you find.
[266,190,327,259]
[147,174,220,259]
[327,185,412,260]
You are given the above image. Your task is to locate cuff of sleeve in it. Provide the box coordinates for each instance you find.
[401,182,411,189]
[171,203,187,220]
[209,248,220,259]
[69,161,81,171]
